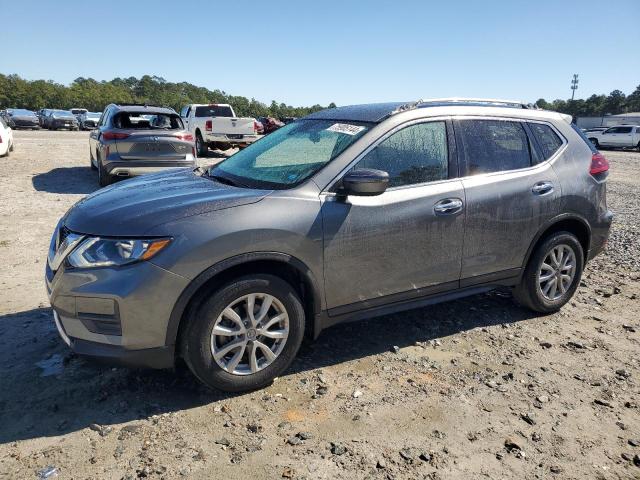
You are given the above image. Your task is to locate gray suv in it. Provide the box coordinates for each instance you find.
[89,104,196,186]
[47,99,613,392]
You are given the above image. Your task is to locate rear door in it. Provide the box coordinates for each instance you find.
[454,118,562,284]
[322,119,465,312]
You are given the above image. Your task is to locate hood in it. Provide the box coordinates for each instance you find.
[63,169,270,236]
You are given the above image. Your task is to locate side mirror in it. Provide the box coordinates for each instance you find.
[341,168,389,196]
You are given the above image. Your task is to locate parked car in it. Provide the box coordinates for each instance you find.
[46,98,612,392]
[0,110,15,129]
[70,108,88,121]
[257,116,284,134]
[79,111,101,130]
[6,109,40,129]
[38,109,53,127]
[0,115,14,157]
[180,103,261,156]
[88,104,196,186]
[46,110,79,130]
[586,124,640,150]
[582,126,608,134]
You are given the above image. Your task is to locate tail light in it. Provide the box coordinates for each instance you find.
[205,120,212,132]
[175,133,194,142]
[590,152,609,175]
[102,131,130,141]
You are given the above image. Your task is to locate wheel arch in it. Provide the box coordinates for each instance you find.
[523,214,591,270]
[167,252,323,355]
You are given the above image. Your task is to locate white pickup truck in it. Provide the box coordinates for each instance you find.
[586,124,640,150]
[180,103,261,155]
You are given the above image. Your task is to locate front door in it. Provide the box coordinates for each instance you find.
[321,120,465,312]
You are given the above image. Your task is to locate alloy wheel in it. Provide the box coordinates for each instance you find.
[537,244,576,301]
[210,293,289,375]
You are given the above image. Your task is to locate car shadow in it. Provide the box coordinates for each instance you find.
[0,290,539,444]
[32,167,98,195]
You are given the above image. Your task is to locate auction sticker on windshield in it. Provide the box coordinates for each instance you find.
[326,123,365,136]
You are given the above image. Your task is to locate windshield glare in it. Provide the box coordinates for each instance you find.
[212,119,371,188]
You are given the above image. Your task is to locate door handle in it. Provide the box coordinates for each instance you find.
[532,181,554,195]
[434,198,463,215]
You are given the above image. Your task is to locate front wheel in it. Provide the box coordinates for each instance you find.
[513,232,584,313]
[181,275,305,392]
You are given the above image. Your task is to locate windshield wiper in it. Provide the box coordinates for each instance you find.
[207,170,248,188]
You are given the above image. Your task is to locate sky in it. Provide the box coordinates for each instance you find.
[3,0,639,107]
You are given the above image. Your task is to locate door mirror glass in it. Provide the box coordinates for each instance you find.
[341,168,389,196]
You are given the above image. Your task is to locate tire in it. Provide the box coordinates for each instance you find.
[196,131,207,157]
[97,156,113,187]
[588,138,599,149]
[89,149,97,170]
[9,141,14,152]
[637,141,640,152]
[181,274,305,392]
[513,232,584,313]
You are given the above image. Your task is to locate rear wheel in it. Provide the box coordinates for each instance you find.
[181,274,305,392]
[97,156,114,187]
[89,149,97,170]
[196,132,207,157]
[513,232,584,313]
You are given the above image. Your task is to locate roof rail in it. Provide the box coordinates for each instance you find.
[389,97,540,117]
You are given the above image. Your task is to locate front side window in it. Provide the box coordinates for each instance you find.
[529,122,563,160]
[211,120,371,189]
[458,120,532,175]
[353,121,448,188]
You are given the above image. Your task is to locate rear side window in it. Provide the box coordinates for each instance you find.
[457,120,531,175]
[355,121,448,187]
[570,123,598,153]
[529,123,563,160]
[195,105,234,117]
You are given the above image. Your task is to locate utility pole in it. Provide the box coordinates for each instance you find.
[570,74,579,101]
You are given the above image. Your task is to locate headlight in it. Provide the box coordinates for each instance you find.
[67,237,171,268]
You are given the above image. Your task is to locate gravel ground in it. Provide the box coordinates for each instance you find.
[0,130,639,480]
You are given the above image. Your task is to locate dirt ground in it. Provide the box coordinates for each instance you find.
[0,130,639,480]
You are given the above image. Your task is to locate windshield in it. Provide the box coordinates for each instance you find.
[53,111,75,118]
[9,109,35,116]
[211,119,372,189]
[87,112,101,119]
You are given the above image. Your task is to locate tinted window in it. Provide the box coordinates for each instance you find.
[354,122,448,187]
[529,123,563,160]
[195,105,234,117]
[616,126,633,134]
[112,112,184,130]
[458,120,531,175]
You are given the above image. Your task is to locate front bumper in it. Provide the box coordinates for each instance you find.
[46,249,189,369]
[12,120,40,128]
[51,120,78,129]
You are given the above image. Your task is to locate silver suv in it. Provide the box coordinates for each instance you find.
[89,104,196,186]
[47,98,613,392]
